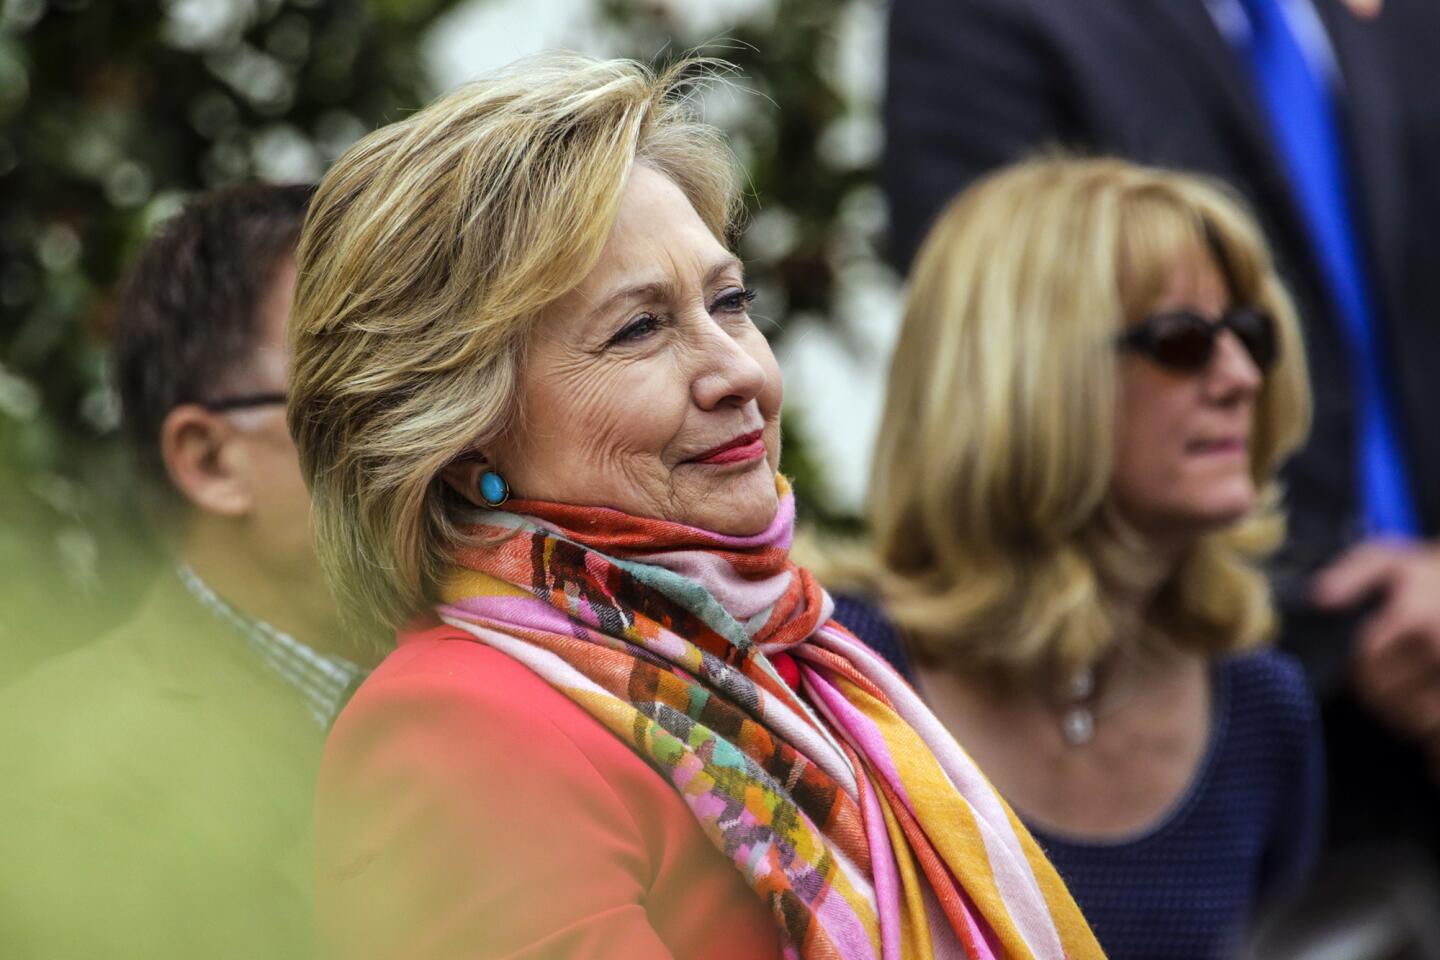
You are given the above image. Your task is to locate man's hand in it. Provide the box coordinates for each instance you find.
[1341,0,1383,19]
[1314,540,1440,771]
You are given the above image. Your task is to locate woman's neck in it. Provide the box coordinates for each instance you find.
[1106,527,1191,648]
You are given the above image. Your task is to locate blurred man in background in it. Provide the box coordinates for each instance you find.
[0,183,367,959]
[883,0,1440,935]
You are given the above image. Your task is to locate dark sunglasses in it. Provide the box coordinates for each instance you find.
[199,392,288,412]
[1116,307,1278,373]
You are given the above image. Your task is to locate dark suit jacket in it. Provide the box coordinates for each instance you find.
[883,0,1440,849]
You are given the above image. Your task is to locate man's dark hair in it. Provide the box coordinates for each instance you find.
[112,183,311,498]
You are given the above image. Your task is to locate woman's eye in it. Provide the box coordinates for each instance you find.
[711,287,757,314]
[607,313,662,347]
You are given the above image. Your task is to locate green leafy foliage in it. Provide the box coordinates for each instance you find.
[1,0,466,678]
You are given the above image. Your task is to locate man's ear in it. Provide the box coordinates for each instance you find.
[160,404,254,518]
[440,456,492,509]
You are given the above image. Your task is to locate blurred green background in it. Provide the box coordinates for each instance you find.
[0,0,895,682]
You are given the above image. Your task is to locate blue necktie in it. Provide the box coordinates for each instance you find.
[1235,0,1418,535]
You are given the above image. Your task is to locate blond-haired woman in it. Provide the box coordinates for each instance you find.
[288,55,1104,960]
[832,157,1322,959]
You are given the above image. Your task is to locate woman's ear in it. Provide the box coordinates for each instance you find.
[440,457,491,509]
[161,404,255,518]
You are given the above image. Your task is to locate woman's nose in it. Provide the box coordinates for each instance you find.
[1204,328,1264,403]
[691,322,769,411]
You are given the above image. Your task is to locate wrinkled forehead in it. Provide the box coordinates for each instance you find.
[543,167,741,327]
[597,167,732,273]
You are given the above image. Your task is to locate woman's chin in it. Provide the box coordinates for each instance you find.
[661,455,777,535]
[685,481,781,536]
[1190,482,1259,530]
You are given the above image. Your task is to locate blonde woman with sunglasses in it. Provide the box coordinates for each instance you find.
[830,157,1320,959]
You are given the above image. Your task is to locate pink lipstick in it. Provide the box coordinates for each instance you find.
[688,430,766,465]
[1186,437,1247,456]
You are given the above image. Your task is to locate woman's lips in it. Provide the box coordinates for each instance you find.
[688,430,766,465]
[1186,437,1247,456]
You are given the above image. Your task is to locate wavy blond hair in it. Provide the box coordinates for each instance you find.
[859,157,1311,684]
[287,53,740,634]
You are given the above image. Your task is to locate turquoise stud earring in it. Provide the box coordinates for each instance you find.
[478,470,510,508]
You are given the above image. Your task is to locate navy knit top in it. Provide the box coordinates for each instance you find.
[833,594,1325,959]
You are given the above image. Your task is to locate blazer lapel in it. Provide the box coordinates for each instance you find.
[1133,0,1402,299]
[1130,0,1295,186]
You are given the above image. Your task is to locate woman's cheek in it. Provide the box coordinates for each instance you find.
[614,369,691,459]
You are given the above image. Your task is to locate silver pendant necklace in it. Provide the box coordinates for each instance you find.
[1054,654,1146,746]
[1047,614,1184,746]
[1060,665,1098,745]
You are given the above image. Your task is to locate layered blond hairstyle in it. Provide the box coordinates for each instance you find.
[287,54,740,634]
[861,157,1311,684]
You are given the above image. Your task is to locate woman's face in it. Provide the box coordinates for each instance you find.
[1111,250,1264,542]
[472,165,784,535]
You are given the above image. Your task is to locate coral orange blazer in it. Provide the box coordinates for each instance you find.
[315,623,782,959]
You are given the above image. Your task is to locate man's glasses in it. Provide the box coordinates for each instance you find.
[199,392,288,413]
[1115,307,1279,373]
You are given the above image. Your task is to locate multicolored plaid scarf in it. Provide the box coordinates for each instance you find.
[437,477,1104,960]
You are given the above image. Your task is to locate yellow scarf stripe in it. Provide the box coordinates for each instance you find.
[1003,802,1107,959]
[441,568,532,601]
[835,673,1089,959]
